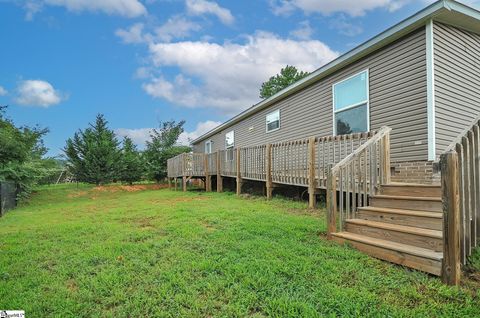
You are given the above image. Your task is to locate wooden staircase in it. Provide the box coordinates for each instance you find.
[331,183,444,276]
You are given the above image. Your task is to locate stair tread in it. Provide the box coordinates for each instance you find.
[346,218,442,238]
[385,182,441,188]
[371,194,441,201]
[358,206,443,218]
[332,232,443,260]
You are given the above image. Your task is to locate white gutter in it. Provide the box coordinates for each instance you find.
[426,19,437,161]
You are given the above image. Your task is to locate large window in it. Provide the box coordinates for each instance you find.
[266,109,280,132]
[205,140,212,154]
[333,70,369,135]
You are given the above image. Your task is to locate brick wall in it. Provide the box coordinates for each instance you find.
[390,161,440,184]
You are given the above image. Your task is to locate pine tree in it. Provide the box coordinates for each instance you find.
[64,114,121,185]
[144,120,190,182]
[119,137,143,185]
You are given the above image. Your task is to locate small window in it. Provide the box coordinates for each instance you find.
[225,131,234,149]
[266,109,280,132]
[205,140,212,154]
[333,70,369,135]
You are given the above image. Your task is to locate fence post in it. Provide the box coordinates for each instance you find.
[440,151,461,286]
[204,154,211,192]
[216,151,223,192]
[382,133,391,185]
[236,148,242,196]
[326,165,337,239]
[266,144,273,200]
[308,136,317,209]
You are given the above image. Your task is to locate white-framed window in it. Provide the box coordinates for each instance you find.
[225,130,235,161]
[333,70,370,136]
[225,130,234,149]
[266,109,280,133]
[205,140,212,154]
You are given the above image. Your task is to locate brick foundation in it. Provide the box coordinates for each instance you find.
[390,161,440,184]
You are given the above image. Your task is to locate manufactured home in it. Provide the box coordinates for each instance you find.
[191,0,480,184]
[167,0,480,284]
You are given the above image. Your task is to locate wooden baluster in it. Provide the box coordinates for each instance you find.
[461,136,472,259]
[456,143,466,264]
[468,130,477,248]
[327,164,337,238]
[236,148,242,195]
[266,144,273,199]
[346,161,351,219]
[474,125,480,244]
[339,167,344,229]
[440,151,461,286]
[308,136,317,209]
[352,159,357,216]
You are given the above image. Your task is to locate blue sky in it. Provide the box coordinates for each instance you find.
[0,0,478,157]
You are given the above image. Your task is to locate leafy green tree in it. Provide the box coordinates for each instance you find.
[144,120,190,182]
[0,106,53,199]
[259,65,310,99]
[64,114,121,185]
[119,137,143,185]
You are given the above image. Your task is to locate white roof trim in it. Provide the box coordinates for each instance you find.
[192,0,478,145]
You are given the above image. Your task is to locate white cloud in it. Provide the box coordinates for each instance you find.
[116,17,201,44]
[155,15,202,42]
[15,80,65,107]
[270,0,406,17]
[186,0,235,25]
[0,86,8,96]
[22,0,147,19]
[115,23,147,44]
[178,120,221,145]
[142,31,338,114]
[115,120,221,147]
[290,20,314,40]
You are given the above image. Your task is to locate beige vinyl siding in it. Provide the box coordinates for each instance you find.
[434,22,480,156]
[194,28,428,162]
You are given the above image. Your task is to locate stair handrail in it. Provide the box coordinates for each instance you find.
[327,126,392,238]
[439,114,480,285]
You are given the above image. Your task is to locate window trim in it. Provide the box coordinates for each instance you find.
[225,130,235,149]
[266,109,281,133]
[332,69,370,136]
[205,140,212,154]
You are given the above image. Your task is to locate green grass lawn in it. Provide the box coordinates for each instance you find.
[0,184,479,317]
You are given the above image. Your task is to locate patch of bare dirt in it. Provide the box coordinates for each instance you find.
[67,191,88,198]
[93,184,169,193]
[66,279,79,293]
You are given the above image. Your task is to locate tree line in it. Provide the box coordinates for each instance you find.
[64,114,189,185]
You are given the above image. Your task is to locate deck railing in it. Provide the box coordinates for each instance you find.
[326,127,391,237]
[440,115,480,285]
[167,130,379,203]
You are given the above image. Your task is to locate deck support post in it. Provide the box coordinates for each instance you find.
[440,151,461,286]
[182,177,187,192]
[266,144,273,199]
[236,148,242,196]
[326,164,337,239]
[204,154,211,192]
[174,178,177,191]
[216,151,223,192]
[168,178,171,189]
[308,136,317,209]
